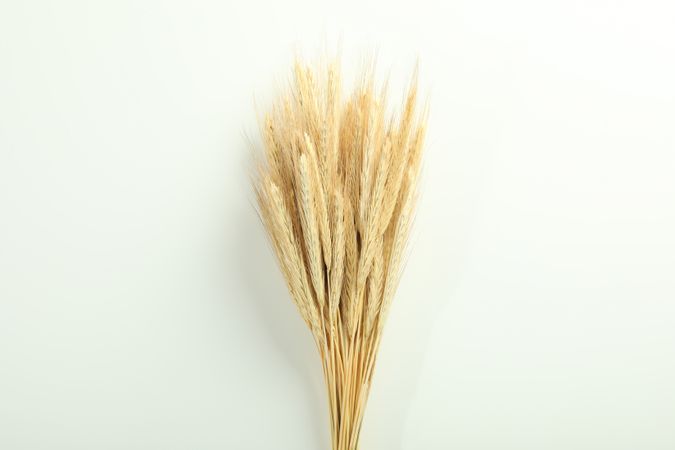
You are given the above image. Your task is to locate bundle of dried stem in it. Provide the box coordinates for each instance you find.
[253,58,427,450]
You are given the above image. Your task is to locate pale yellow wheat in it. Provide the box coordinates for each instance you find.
[253,57,427,450]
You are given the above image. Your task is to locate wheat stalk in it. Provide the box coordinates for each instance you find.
[254,57,427,450]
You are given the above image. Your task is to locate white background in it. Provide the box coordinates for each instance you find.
[1,0,674,449]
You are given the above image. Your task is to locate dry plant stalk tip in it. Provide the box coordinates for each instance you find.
[254,58,427,450]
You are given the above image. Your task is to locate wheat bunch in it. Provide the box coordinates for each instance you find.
[253,58,427,450]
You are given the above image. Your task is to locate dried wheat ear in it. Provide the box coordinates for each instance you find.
[253,58,427,450]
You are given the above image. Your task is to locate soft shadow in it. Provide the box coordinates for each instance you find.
[362,241,460,449]
[360,181,470,449]
[233,197,328,449]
